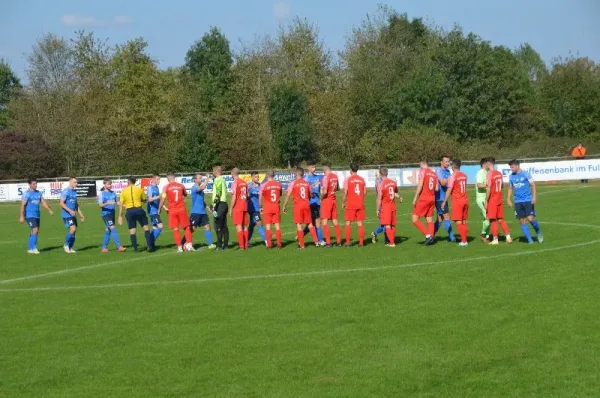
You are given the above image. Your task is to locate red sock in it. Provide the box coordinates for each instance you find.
[499,220,510,235]
[427,222,435,237]
[276,229,282,247]
[237,231,245,248]
[385,227,395,244]
[309,227,319,244]
[459,224,467,243]
[413,220,428,236]
[184,228,193,245]
[358,225,365,245]
[322,225,331,245]
[334,224,341,244]
[297,230,305,247]
[266,229,272,248]
[173,229,182,246]
[243,230,249,248]
[345,225,351,245]
[491,220,498,238]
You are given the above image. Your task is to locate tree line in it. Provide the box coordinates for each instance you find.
[0,5,599,179]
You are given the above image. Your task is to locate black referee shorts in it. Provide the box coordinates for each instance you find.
[126,208,149,229]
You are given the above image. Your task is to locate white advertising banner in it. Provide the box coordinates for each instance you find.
[496,159,600,182]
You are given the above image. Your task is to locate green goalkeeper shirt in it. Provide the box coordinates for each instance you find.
[212,176,228,204]
[475,168,488,203]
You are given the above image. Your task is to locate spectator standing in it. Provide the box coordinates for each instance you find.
[571,143,588,183]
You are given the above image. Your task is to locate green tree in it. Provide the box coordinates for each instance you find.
[0,131,62,179]
[0,59,21,129]
[176,116,219,172]
[268,84,314,167]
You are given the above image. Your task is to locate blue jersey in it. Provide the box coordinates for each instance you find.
[191,184,207,215]
[304,174,322,206]
[22,189,43,219]
[247,181,261,213]
[147,184,160,215]
[509,171,534,203]
[97,189,117,216]
[60,188,78,218]
[436,167,451,201]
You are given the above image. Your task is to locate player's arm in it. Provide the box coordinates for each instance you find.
[437,170,448,187]
[199,177,209,191]
[158,190,167,214]
[77,206,85,222]
[376,187,383,214]
[59,194,75,216]
[19,198,26,223]
[230,191,236,217]
[529,176,537,204]
[342,180,348,208]
[41,198,54,215]
[506,184,513,207]
[118,192,125,225]
[147,187,160,202]
[442,177,454,208]
[412,179,423,206]
[282,189,292,214]
[485,180,491,205]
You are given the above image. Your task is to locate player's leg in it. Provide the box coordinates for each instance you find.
[332,218,342,246]
[102,224,111,252]
[527,207,542,242]
[411,213,429,238]
[138,211,154,252]
[26,219,40,253]
[477,201,490,242]
[235,222,244,250]
[109,224,124,251]
[152,216,163,241]
[67,223,77,252]
[243,213,250,249]
[516,204,534,243]
[356,210,365,246]
[182,215,196,246]
[180,213,194,251]
[321,217,331,246]
[264,222,272,248]
[296,222,306,248]
[274,222,282,248]
[305,209,319,245]
[247,213,256,242]
[169,212,183,251]
[125,211,139,252]
[201,215,215,249]
[344,210,353,246]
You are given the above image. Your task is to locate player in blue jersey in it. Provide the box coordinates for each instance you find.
[506,160,543,244]
[371,168,390,245]
[98,178,126,253]
[183,173,216,250]
[146,173,164,243]
[302,162,325,245]
[435,155,456,242]
[19,178,54,254]
[247,171,267,246]
[60,177,85,254]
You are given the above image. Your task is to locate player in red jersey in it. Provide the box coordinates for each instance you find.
[282,167,319,248]
[441,160,470,246]
[486,157,512,245]
[230,168,249,250]
[260,169,283,249]
[376,167,402,248]
[320,163,342,247]
[412,159,438,245]
[343,162,367,246]
[158,172,194,252]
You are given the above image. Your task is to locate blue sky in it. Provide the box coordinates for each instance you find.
[1,0,599,81]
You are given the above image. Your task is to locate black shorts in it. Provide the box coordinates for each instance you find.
[26,218,40,230]
[126,208,149,229]
[515,202,536,219]
[190,213,210,227]
[150,214,163,227]
[310,203,320,221]
[102,214,115,228]
[436,201,449,216]
[249,211,261,224]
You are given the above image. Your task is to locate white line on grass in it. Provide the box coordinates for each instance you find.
[1,221,598,293]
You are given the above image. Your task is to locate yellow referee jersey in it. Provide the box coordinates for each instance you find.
[120,185,147,209]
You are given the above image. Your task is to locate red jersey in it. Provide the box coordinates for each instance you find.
[260,180,282,212]
[379,177,398,210]
[231,178,248,212]
[344,174,366,210]
[418,169,438,201]
[448,171,468,201]
[321,172,339,202]
[487,170,504,201]
[163,182,187,211]
[288,179,311,208]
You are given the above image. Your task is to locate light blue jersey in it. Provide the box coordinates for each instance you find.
[436,167,451,201]
[247,181,261,213]
[60,188,78,218]
[22,189,43,219]
[509,171,534,203]
[147,184,160,215]
[191,184,207,215]
[304,173,322,206]
[98,189,117,216]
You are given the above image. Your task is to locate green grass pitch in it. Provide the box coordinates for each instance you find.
[1,183,600,396]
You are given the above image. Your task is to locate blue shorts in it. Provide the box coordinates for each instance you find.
[309,203,320,221]
[515,202,536,219]
[102,214,115,228]
[436,201,449,216]
[63,217,77,228]
[249,212,261,224]
[150,214,163,227]
[190,213,210,228]
[125,208,148,229]
[26,218,40,230]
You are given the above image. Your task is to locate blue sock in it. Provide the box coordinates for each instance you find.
[111,228,121,248]
[444,220,455,240]
[28,234,35,250]
[103,230,111,249]
[530,220,541,235]
[434,221,441,234]
[374,225,385,236]
[520,224,533,242]
[69,234,76,249]
[204,230,213,245]
[32,234,38,249]
[65,232,74,248]
[153,227,162,241]
[248,224,255,242]
[316,227,324,242]
[257,225,266,241]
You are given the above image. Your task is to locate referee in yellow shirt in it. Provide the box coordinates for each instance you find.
[118,176,156,252]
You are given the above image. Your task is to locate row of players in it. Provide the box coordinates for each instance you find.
[19,158,543,254]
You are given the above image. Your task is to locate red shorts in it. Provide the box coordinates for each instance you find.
[379,208,396,226]
[486,201,504,220]
[263,211,281,225]
[451,201,469,221]
[294,206,311,225]
[233,211,249,226]
[413,200,435,217]
[168,210,190,229]
[321,200,338,220]
[345,208,366,222]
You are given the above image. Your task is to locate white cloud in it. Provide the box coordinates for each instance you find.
[273,2,291,20]
[60,14,132,27]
